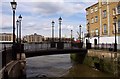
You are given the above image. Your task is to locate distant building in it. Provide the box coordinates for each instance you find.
[85,0,120,46]
[0,33,13,42]
[44,37,72,43]
[23,33,44,43]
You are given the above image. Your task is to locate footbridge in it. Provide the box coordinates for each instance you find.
[0,42,87,78]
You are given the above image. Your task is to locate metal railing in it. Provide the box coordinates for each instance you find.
[91,43,120,50]
[24,42,71,52]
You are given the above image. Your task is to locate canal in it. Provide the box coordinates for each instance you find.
[26,54,113,78]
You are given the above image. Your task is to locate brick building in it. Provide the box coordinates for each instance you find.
[85,0,120,48]
[0,33,13,42]
[23,33,44,43]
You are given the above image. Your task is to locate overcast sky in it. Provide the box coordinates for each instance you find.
[1,0,98,39]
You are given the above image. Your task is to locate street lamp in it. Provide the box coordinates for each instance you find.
[52,21,55,41]
[82,31,83,41]
[87,22,90,43]
[10,0,17,60]
[18,15,22,60]
[79,25,82,41]
[113,16,117,52]
[10,0,17,44]
[18,15,22,43]
[98,29,100,49]
[16,20,19,43]
[71,30,73,48]
[58,17,62,42]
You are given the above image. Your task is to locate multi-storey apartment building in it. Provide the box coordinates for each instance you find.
[0,33,13,42]
[23,33,44,43]
[86,0,120,46]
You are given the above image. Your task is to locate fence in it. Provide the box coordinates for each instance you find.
[24,42,71,52]
[91,43,120,50]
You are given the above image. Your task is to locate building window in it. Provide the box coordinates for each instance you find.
[95,7,98,12]
[86,10,89,15]
[91,8,94,13]
[113,8,116,15]
[95,16,98,22]
[102,0,107,5]
[86,19,89,24]
[117,6,120,14]
[91,18,94,23]
[102,2,107,5]
[103,10,107,18]
[95,29,98,36]
[91,30,94,36]
[103,24,107,34]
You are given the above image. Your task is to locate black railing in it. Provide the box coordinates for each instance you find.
[92,43,120,50]
[24,42,72,52]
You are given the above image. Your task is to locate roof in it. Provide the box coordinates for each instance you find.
[86,2,98,10]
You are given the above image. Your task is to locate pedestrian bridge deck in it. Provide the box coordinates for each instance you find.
[24,48,87,58]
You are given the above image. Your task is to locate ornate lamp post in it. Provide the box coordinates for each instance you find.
[71,30,73,40]
[18,15,22,43]
[18,15,22,60]
[16,20,19,43]
[113,16,117,52]
[98,29,100,49]
[79,25,82,41]
[10,0,17,60]
[82,31,83,41]
[58,17,62,42]
[52,21,55,41]
[10,0,17,44]
[87,22,90,43]
[71,30,73,48]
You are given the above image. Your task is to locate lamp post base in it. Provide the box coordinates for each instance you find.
[114,43,117,52]
[51,42,56,48]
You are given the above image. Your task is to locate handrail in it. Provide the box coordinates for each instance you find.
[1,60,25,76]
[7,61,19,75]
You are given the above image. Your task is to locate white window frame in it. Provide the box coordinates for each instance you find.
[91,18,94,23]
[86,19,89,24]
[102,0,107,5]
[112,8,116,15]
[95,7,98,12]
[86,10,89,15]
[103,24,107,34]
[118,20,120,33]
[91,8,94,13]
[95,16,98,22]
[103,10,107,18]
[95,29,98,35]
[117,5,120,14]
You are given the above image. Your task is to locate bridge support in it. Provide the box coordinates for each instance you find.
[57,42,64,49]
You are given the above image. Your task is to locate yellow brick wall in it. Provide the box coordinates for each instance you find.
[86,1,119,37]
